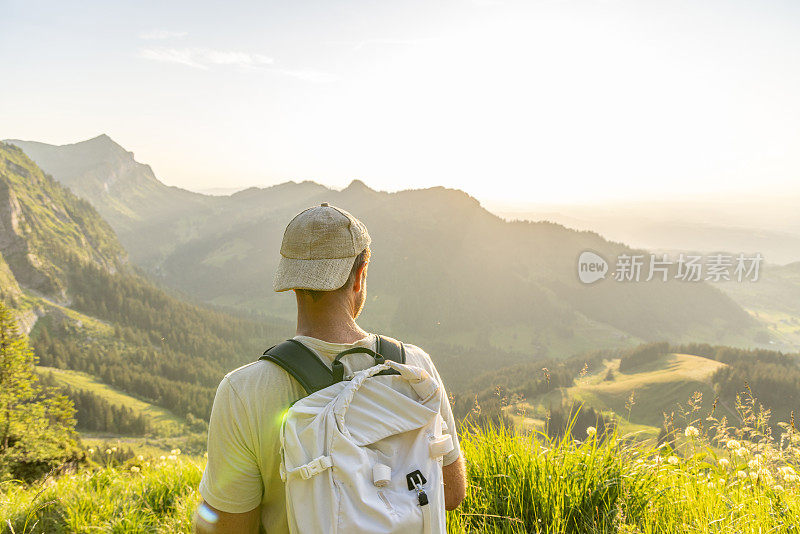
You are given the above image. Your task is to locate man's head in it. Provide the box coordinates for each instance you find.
[273,203,371,319]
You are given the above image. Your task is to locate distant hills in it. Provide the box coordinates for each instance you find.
[496,199,800,266]
[5,136,769,365]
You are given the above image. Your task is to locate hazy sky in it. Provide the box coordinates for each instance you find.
[2,0,799,204]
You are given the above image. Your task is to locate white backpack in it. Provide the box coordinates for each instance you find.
[260,338,454,534]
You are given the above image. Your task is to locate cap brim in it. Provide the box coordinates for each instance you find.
[273,255,356,292]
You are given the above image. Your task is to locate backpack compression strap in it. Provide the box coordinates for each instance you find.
[260,335,406,396]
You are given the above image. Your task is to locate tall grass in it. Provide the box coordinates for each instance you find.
[1,454,201,533]
[3,407,800,533]
[450,424,800,533]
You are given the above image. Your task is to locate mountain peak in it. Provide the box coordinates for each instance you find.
[75,134,130,157]
[86,133,114,145]
[343,179,374,193]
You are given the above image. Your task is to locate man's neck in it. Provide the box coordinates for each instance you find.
[295,304,369,344]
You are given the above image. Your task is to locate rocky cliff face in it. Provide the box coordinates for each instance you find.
[0,142,127,307]
[0,175,63,298]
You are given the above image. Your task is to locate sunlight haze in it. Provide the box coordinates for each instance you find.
[2,0,799,204]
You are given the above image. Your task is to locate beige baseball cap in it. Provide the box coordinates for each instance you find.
[273,203,371,292]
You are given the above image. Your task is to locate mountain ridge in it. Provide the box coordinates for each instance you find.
[6,135,768,361]
[5,136,215,264]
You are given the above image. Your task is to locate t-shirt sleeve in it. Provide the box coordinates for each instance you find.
[199,376,263,513]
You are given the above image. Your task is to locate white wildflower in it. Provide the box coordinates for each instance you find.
[167,454,177,461]
[105,449,112,455]
[779,466,796,477]
[137,455,145,461]
[586,427,597,438]
[737,471,748,480]
[668,456,680,465]
[774,484,784,492]
[736,447,748,458]
[685,426,699,438]
[726,439,741,450]
[718,458,730,468]
[130,466,140,473]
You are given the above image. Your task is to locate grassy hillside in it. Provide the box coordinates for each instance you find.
[37,366,185,436]
[566,354,727,428]
[3,424,800,533]
[462,344,790,445]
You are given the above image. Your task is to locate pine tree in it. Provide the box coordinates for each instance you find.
[0,303,81,481]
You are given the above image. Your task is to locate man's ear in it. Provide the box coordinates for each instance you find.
[352,261,368,293]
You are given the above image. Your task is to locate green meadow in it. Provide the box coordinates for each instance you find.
[4,421,800,533]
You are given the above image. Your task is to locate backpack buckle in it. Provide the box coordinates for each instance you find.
[405,470,427,490]
[406,470,429,507]
[298,456,332,479]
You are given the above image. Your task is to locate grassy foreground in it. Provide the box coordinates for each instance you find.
[2,426,800,533]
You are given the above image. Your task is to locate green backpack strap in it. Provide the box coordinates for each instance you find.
[259,335,406,396]
[260,340,335,395]
[376,335,406,365]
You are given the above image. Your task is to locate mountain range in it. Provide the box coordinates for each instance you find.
[4,133,798,452]
[5,136,769,371]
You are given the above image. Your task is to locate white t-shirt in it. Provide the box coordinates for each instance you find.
[199,333,461,533]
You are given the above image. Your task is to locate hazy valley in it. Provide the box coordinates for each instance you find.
[3,135,800,532]
[0,134,797,448]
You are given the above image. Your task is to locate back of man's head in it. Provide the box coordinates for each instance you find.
[273,203,371,302]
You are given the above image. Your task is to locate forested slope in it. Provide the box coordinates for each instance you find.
[0,142,289,429]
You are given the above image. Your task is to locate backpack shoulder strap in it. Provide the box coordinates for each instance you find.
[259,340,335,395]
[376,335,406,364]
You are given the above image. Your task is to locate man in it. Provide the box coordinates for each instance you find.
[196,203,466,533]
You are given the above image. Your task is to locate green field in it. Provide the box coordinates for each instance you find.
[37,366,186,437]
[508,353,733,437]
[569,354,727,427]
